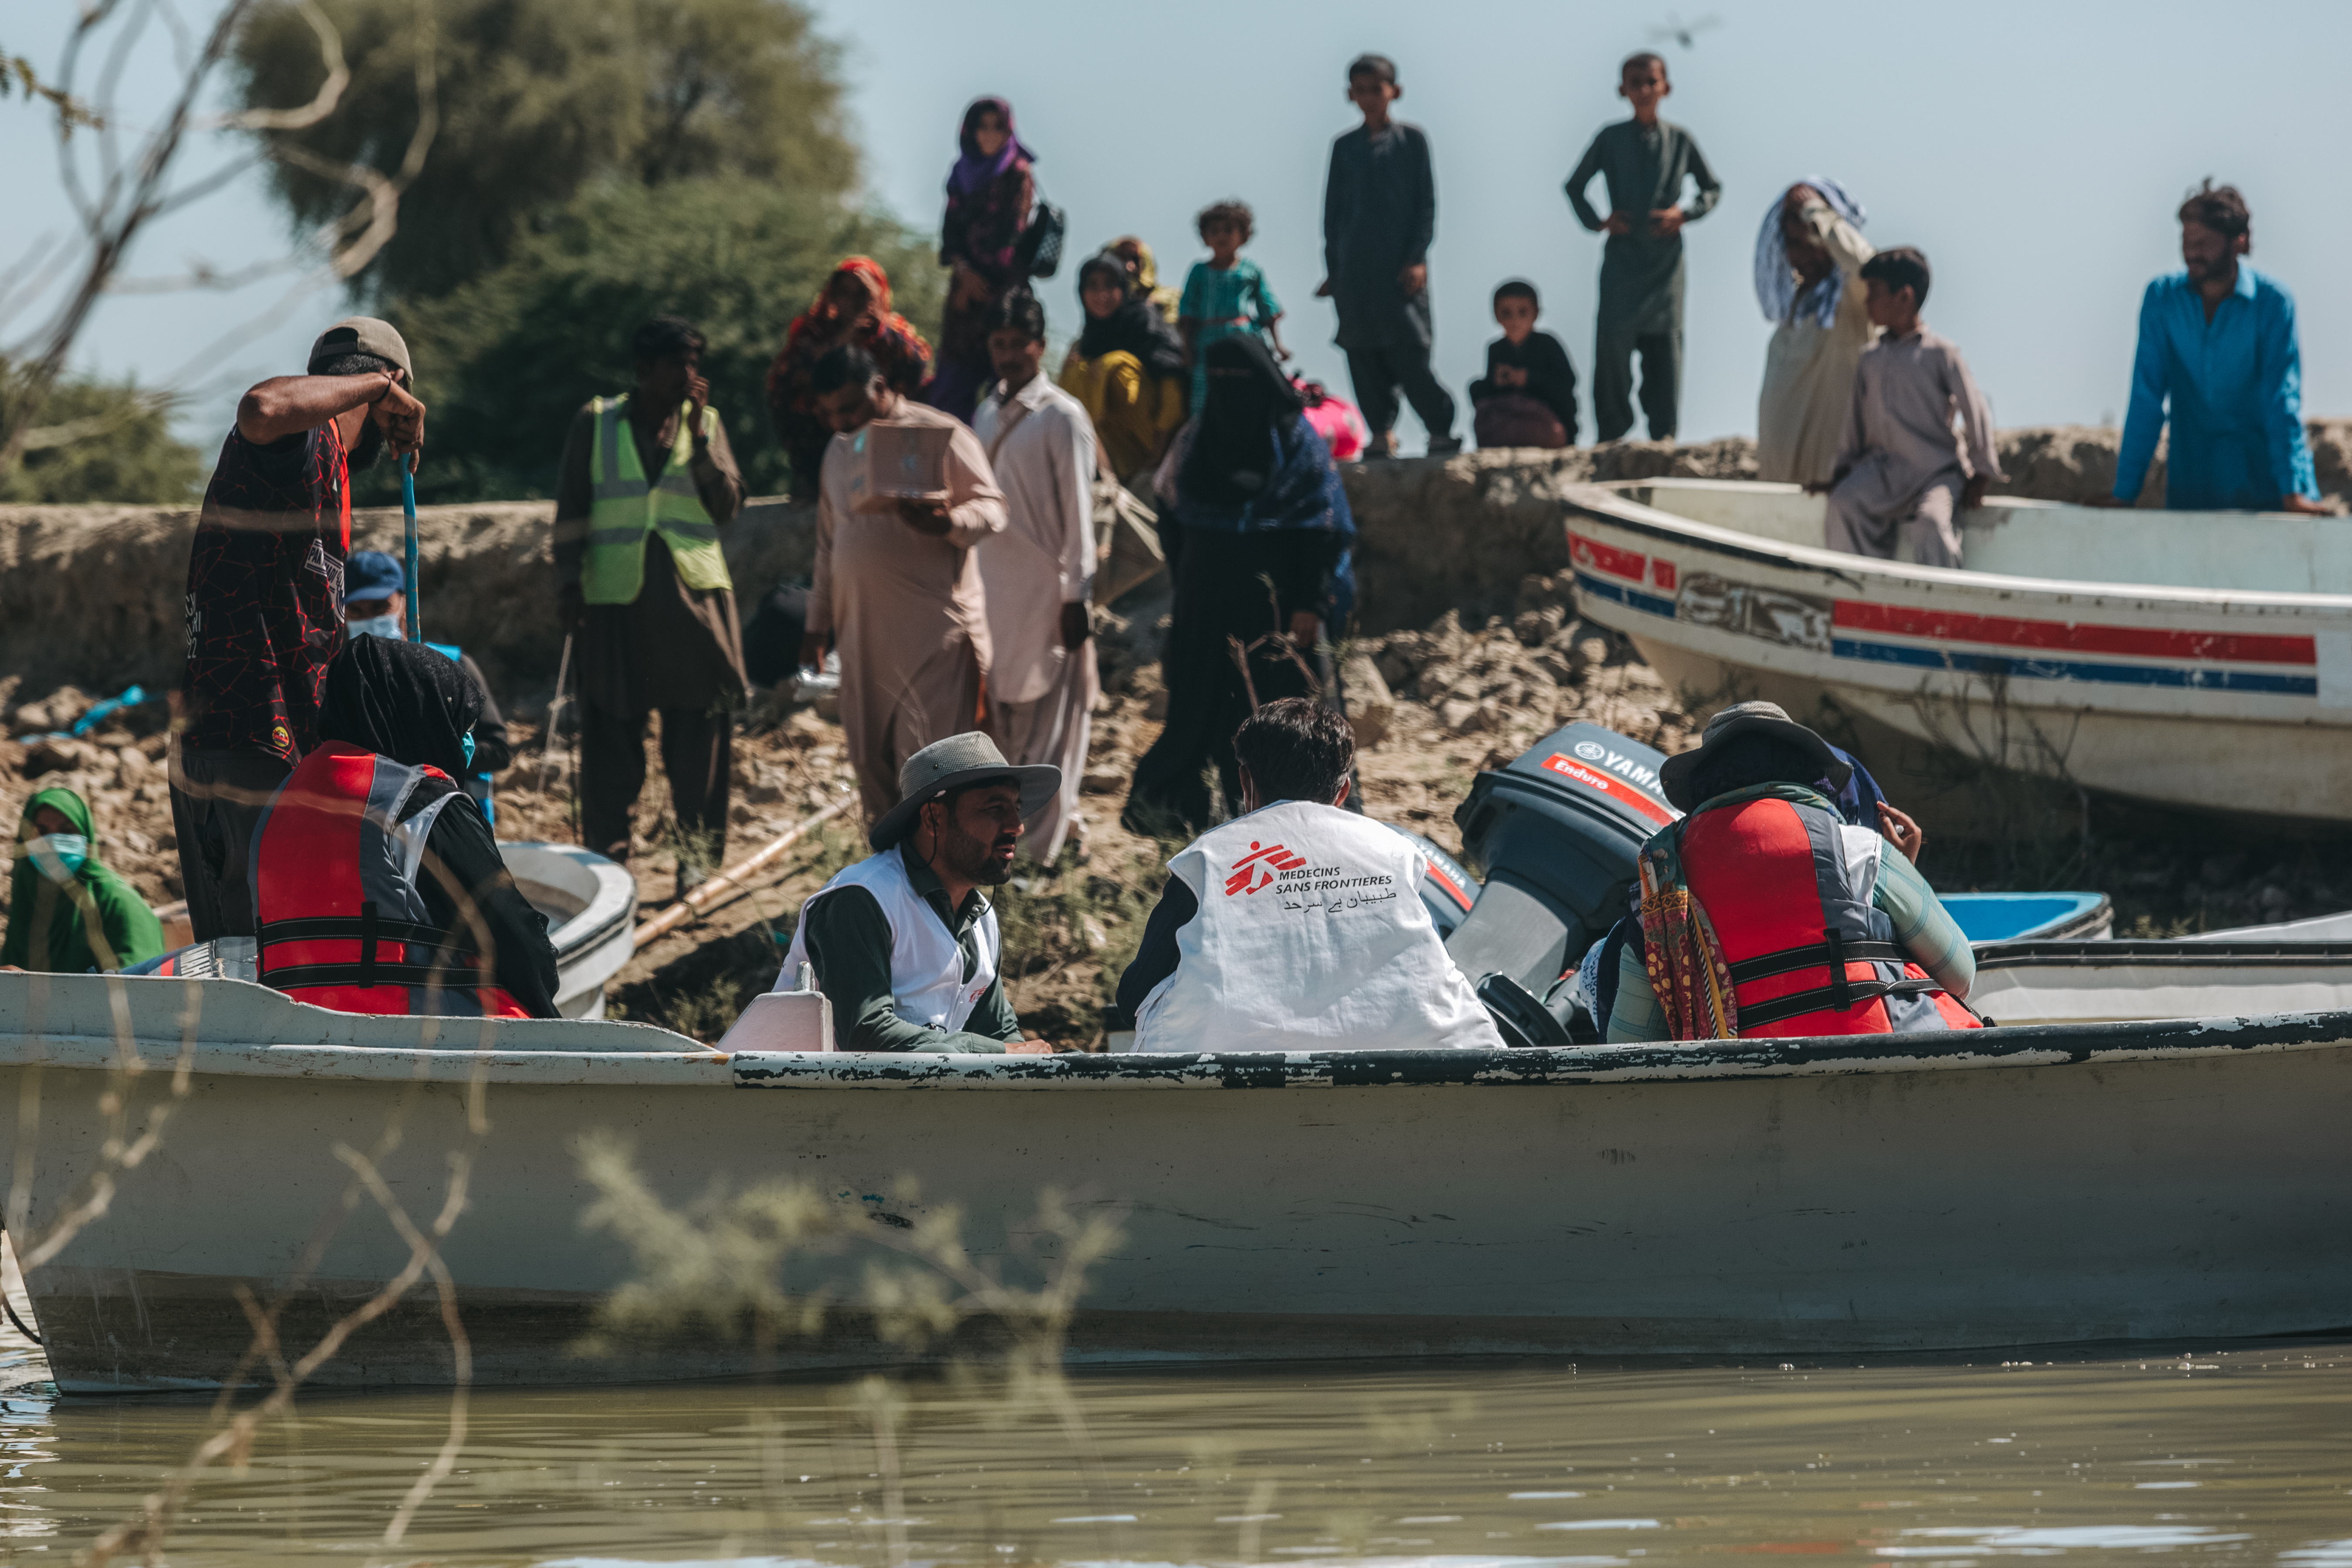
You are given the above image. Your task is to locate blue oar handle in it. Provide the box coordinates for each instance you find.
[400,454,420,641]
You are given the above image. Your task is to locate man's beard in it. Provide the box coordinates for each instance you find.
[350,417,386,470]
[942,819,1017,886]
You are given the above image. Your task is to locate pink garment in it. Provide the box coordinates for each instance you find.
[1297,381,1370,462]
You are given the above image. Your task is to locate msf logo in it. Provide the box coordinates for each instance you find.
[1225,840,1306,897]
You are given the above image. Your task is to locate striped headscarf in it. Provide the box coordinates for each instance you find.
[1754,177,1867,329]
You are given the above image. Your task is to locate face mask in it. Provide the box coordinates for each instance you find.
[462,732,477,771]
[24,834,88,885]
[348,614,402,640]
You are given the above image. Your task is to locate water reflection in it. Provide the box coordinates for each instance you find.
[0,1321,2344,1566]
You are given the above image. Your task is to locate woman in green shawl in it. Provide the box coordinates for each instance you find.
[2,788,165,974]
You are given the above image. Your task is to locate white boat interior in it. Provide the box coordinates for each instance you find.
[1969,902,2352,1028]
[501,841,637,1018]
[1611,478,2352,595]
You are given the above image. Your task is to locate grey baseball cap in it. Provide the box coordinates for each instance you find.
[308,316,412,379]
[868,732,1061,849]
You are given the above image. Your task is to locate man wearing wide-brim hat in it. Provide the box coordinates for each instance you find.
[777,733,1060,1052]
[172,316,427,943]
[1607,700,1980,1044]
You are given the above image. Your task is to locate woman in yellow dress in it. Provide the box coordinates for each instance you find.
[1059,251,1189,483]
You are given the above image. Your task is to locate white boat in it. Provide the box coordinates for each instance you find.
[501,841,637,1018]
[4,969,2348,1392]
[1564,479,2352,821]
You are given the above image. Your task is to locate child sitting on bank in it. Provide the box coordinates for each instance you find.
[1179,199,1287,412]
[1811,247,2004,568]
[1468,279,1580,449]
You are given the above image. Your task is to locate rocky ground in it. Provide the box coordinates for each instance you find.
[10,576,2352,1042]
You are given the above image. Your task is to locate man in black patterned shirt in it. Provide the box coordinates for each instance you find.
[171,317,425,940]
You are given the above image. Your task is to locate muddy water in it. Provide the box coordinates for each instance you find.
[0,1323,2345,1566]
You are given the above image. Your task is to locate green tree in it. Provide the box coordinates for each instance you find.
[0,364,206,504]
[370,178,942,506]
[231,0,858,301]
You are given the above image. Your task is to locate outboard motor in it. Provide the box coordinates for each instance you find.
[1444,721,1678,1044]
[1377,822,1479,939]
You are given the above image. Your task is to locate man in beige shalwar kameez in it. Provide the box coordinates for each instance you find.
[973,293,1098,862]
[803,345,1007,824]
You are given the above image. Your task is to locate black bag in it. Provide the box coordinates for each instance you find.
[1015,198,1066,280]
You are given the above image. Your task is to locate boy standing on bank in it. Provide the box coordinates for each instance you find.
[1564,51,1721,443]
[1813,247,2004,568]
[1318,53,1458,457]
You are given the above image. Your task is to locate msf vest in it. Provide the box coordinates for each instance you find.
[1677,793,1980,1038]
[580,394,734,605]
[1133,801,1502,1053]
[250,741,528,1018]
[778,846,1000,1047]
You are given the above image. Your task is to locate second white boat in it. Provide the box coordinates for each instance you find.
[1565,479,2352,821]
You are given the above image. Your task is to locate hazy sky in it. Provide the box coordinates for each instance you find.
[10,0,2352,456]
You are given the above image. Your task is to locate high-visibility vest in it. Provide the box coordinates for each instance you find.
[1678,794,1980,1038]
[250,741,528,1018]
[580,394,733,605]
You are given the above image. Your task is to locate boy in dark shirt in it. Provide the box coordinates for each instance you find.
[1318,52,1459,457]
[1469,280,1579,449]
[1564,52,1720,442]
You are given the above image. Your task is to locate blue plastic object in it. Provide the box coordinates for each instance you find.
[14,685,150,743]
[1943,892,2112,944]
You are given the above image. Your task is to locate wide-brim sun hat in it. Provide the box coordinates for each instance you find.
[1657,700,1851,811]
[868,732,1061,849]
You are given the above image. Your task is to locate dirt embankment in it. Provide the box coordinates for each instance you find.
[11,420,2352,706]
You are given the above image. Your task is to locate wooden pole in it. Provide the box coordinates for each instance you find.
[634,796,852,944]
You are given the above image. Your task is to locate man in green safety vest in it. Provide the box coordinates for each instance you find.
[553,315,750,900]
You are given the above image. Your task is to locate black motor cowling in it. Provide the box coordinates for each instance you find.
[1444,721,1677,1042]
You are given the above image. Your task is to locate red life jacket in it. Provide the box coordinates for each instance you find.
[1681,793,1980,1039]
[250,741,527,1018]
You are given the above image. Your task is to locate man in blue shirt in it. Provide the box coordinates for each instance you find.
[2104,182,2323,514]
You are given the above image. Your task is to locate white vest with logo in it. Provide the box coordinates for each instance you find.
[1133,801,1503,1054]
[778,846,1000,1046]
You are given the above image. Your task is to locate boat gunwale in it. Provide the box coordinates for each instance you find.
[1975,938,2352,971]
[2,1005,2345,1088]
[1568,485,2352,614]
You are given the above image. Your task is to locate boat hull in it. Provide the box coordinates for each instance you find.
[1564,482,2352,822]
[5,974,2350,1390]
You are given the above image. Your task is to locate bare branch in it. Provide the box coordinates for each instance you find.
[0,231,70,327]
[0,52,105,131]
[0,0,258,469]
[206,0,347,131]
[340,1148,475,1546]
[104,250,295,295]
[264,0,439,283]
[148,152,264,218]
[73,1146,473,1568]
[17,386,179,452]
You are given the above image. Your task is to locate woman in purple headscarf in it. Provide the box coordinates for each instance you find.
[931,96,1037,421]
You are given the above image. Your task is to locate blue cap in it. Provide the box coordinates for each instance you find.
[344,549,406,605]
